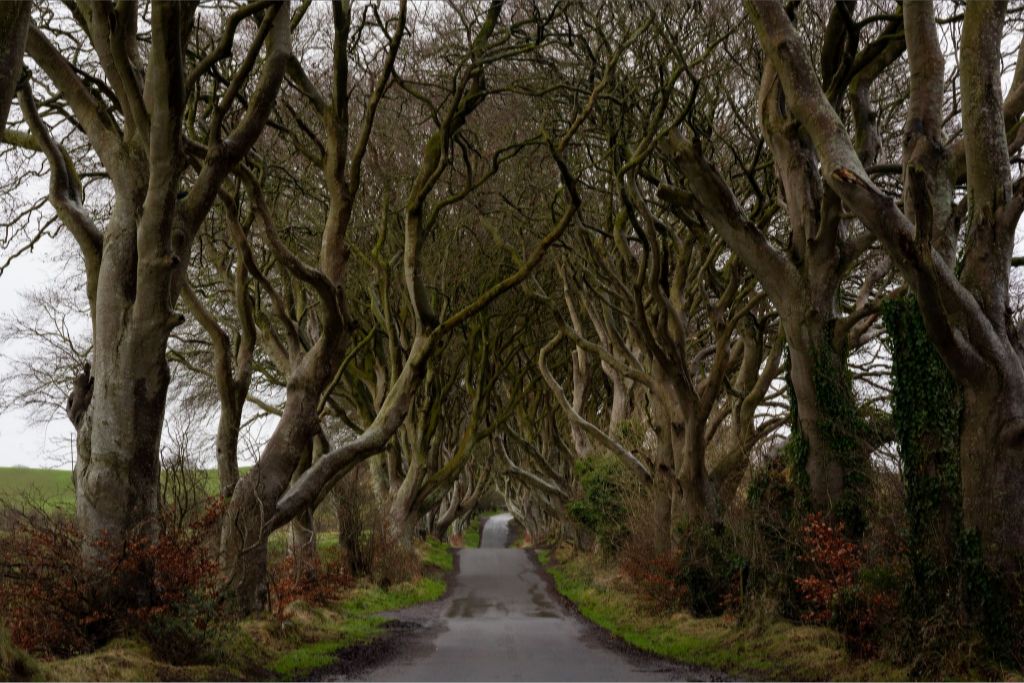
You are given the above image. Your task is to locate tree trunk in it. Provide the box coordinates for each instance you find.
[75,193,175,600]
[0,1,30,135]
[388,464,423,545]
[607,371,633,434]
[884,297,964,620]
[782,312,870,534]
[289,506,317,575]
[675,411,718,527]
[220,385,319,613]
[215,393,243,499]
[960,382,1024,569]
[569,346,592,457]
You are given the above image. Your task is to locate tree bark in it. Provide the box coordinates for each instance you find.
[960,382,1024,564]
[215,396,243,499]
[0,1,30,135]
[220,382,321,613]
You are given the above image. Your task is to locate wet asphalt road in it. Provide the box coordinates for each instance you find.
[341,513,718,682]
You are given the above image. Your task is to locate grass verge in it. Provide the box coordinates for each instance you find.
[537,546,911,682]
[36,541,450,682]
[267,577,445,679]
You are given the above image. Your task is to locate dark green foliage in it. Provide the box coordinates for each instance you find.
[808,330,871,537]
[138,590,226,666]
[883,297,962,584]
[883,296,1023,672]
[745,453,803,618]
[673,523,746,617]
[567,453,629,553]
[620,522,745,617]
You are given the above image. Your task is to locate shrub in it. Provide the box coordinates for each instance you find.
[567,453,630,553]
[742,455,804,617]
[794,512,900,657]
[794,512,861,625]
[0,503,93,656]
[333,465,419,586]
[621,547,689,613]
[674,523,746,617]
[620,523,744,617]
[0,497,227,664]
[268,553,352,621]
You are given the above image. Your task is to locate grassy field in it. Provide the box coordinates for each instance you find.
[0,467,231,511]
[538,546,911,682]
[0,467,76,509]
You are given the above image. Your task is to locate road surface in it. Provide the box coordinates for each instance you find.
[337,513,724,681]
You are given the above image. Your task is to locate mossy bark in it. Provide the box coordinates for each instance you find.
[884,297,962,600]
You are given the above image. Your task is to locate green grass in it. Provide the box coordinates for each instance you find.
[461,509,504,549]
[0,467,228,511]
[462,516,482,548]
[539,548,911,682]
[0,467,76,510]
[269,577,446,679]
[422,538,453,571]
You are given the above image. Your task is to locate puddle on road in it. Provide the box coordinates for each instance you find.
[444,585,559,619]
[529,583,558,617]
[446,593,509,618]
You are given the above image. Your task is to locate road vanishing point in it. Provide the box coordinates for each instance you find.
[336,513,728,682]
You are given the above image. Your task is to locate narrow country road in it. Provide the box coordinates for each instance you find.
[336,513,726,682]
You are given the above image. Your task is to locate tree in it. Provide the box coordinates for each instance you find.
[660,2,902,531]
[0,1,30,135]
[6,2,291,601]
[744,0,1024,572]
[218,0,598,611]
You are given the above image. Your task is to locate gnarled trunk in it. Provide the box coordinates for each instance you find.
[75,192,178,598]
[960,380,1024,568]
[782,310,870,533]
[220,384,319,613]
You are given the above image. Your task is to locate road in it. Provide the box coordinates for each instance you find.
[338,513,723,682]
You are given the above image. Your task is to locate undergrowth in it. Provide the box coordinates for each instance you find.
[539,545,910,681]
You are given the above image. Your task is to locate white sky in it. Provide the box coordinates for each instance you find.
[0,237,76,468]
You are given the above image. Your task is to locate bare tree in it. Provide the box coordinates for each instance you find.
[4,2,291,601]
[744,0,1024,570]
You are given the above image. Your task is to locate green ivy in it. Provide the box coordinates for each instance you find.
[781,327,871,537]
[883,296,1020,670]
[567,453,629,553]
[809,326,871,537]
[882,296,962,587]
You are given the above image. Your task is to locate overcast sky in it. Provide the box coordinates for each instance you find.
[0,237,76,469]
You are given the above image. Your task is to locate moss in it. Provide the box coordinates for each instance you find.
[539,548,910,681]
[0,627,40,682]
